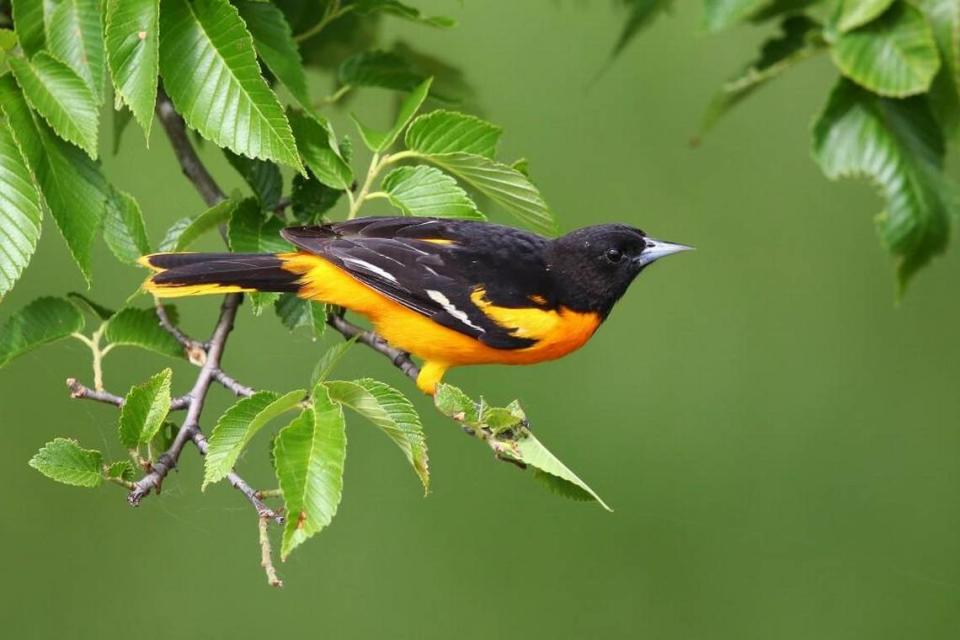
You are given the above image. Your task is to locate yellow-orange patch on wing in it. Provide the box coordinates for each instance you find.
[528,294,548,305]
[420,238,454,245]
[143,282,254,298]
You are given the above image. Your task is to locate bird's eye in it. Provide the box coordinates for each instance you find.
[605,248,623,264]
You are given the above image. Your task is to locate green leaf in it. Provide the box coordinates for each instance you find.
[47,0,105,101]
[0,76,108,283]
[288,110,353,189]
[290,173,342,223]
[381,165,484,219]
[103,188,151,264]
[338,50,425,92]
[274,292,326,337]
[836,0,896,32]
[29,438,102,488]
[353,0,456,28]
[812,79,954,288]
[0,114,42,300]
[351,77,432,152]
[119,368,172,449]
[405,110,501,158]
[434,383,479,424]
[224,150,283,211]
[310,338,356,386]
[67,292,115,321]
[611,0,674,57]
[327,378,429,492]
[159,199,237,251]
[274,385,346,560]
[112,104,133,155]
[831,1,940,97]
[227,198,292,253]
[203,389,305,489]
[918,0,960,135]
[496,429,612,511]
[9,53,100,158]
[103,306,184,358]
[417,152,556,234]
[234,0,311,111]
[106,459,136,481]
[105,0,160,139]
[11,0,47,56]
[702,15,823,133]
[159,0,303,170]
[0,297,84,367]
[704,0,768,31]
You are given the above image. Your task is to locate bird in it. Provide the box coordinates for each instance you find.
[140,216,691,394]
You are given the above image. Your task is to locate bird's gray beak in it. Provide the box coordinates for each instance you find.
[636,238,694,267]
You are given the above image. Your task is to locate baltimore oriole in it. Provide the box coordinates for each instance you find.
[140,216,690,394]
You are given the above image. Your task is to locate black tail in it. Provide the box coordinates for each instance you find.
[140,253,300,298]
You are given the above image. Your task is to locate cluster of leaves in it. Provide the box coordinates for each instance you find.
[616,0,960,289]
[0,0,607,567]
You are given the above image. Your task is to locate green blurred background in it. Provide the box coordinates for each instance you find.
[2,2,959,638]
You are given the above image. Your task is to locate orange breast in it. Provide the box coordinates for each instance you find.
[280,253,601,368]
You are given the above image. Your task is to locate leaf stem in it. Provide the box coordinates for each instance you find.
[347,152,383,219]
[293,1,354,43]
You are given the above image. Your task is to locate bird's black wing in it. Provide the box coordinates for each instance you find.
[281,217,554,349]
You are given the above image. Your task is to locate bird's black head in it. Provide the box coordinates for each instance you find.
[546,224,691,316]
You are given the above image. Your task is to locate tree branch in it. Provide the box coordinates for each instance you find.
[128,294,242,504]
[66,378,124,407]
[326,312,420,381]
[155,88,225,208]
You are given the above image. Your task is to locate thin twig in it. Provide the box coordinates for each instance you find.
[192,431,283,524]
[66,378,124,407]
[326,313,420,381]
[155,302,206,363]
[212,368,255,398]
[258,516,283,588]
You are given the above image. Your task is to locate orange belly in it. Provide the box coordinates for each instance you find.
[280,253,601,391]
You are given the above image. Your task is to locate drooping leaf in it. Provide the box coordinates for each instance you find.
[353,0,456,28]
[11,0,47,56]
[288,110,353,189]
[103,188,151,264]
[112,104,133,155]
[350,77,432,152]
[0,115,42,300]
[159,198,237,251]
[105,0,160,139]
[495,428,612,511]
[703,0,768,31]
[836,0,896,32]
[203,389,305,489]
[224,150,283,211]
[611,0,674,58]
[119,368,172,448]
[381,165,484,219]
[290,173,342,223]
[416,152,556,233]
[831,1,940,97]
[812,79,955,288]
[274,385,347,560]
[405,110,501,158]
[702,15,823,133]
[0,297,84,367]
[234,0,311,111]
[9,53,100,158]
[29,438,102,488]
[918,0,960,135]
[327,378,429,492]
[159,0,303,170]
[338,50,425,92]
[47,0,105,101]
[103,306,184,358]
[390,41,477,106]
[0,76,108,283]
[274,292,326,337]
